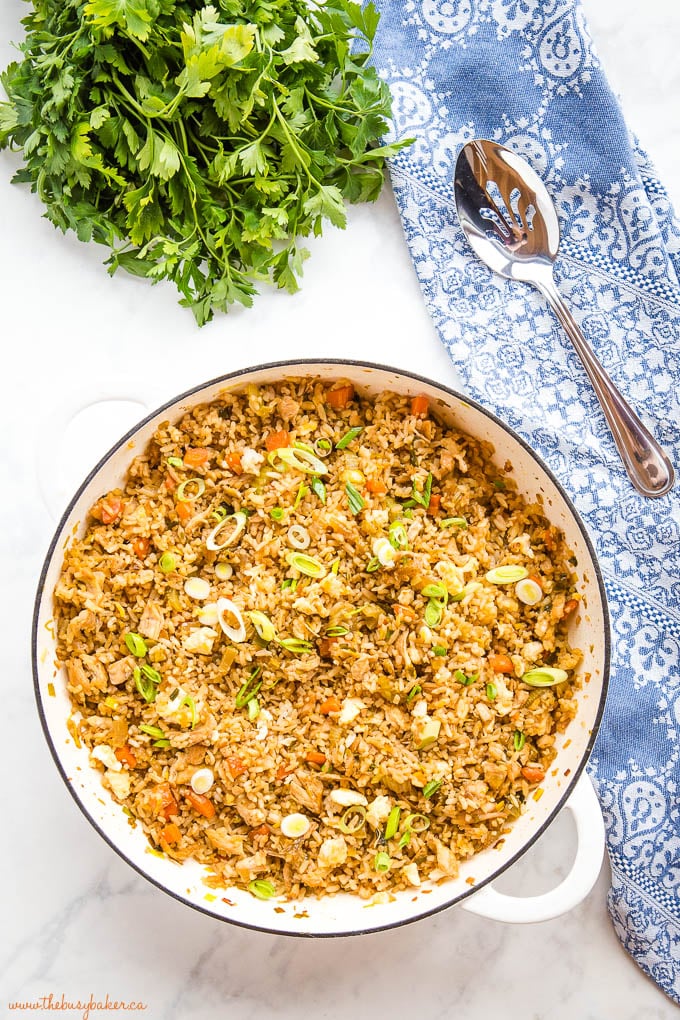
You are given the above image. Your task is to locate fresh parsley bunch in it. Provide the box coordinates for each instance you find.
[0,0,410,324]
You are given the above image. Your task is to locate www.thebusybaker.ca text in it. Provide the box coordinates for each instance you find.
[8,992,148,1020]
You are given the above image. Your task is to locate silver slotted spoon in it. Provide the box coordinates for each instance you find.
[453,138,674,498]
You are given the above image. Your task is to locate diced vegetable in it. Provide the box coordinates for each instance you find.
[132,537,150,559]
[410,395,429,417]
[374,851,391,872]
[305,751,327,766]
[226,755,247,779]
[422,779,442,799]
[335,426,363,450]
[440,517,468,530]
[286,552,326,578]
[225,452,243,474]
[486,682,497,701]
[485,565,529,584]
[186,790,216,819]
[95,495,124,525]
[154,782,178,820]
[161,823,182,845]
[183,447,211,469]
[345,481,365,515]
[319,697,342,715]
[522,667,569,687]
[365,478,387,495]
[488,653,514,674]
[125,632,147,657]
[310,476,327,504]
[114,745,137,769]
[265,430,290,452]
[427,494,441,516]
[327,384,354,409]
[384,806,401,840]
[176,501,193,524]
[513,730,526,752]
[521,766,545,784]
[248,880,276,900]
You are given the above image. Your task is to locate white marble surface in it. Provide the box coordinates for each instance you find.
[2,0,679,1016]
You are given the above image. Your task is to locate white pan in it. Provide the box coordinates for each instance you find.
[32,360,610,935]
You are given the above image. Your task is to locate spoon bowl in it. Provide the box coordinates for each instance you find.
[454,138,674,499]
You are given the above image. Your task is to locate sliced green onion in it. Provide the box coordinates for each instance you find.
[374,851,391,873]
[440,517,468,530]
[424,598,444,628]
[513,730,526,752]
[335,426,364,450]
[139,724,166,740]
[277,637,314,654]
[158,552,177,574]
[247,698,260,722]
[176,477,205,502]
[310,476,326,505]
[125,632,147,657]
[286,552,326,578]
[522,667,569,687]
[293,441,315,454]
[270,507,285,522]
[402,813,430,833]
[140,664,162,685]
[486,682,498,701]
[133,666,156,703]
[167,456,184,468]
[411,472,433,509]
[293,482,309,509]
[214,561,233,580]
[235,666,263,708]
[345,481,366,515]
[211,504,228,521]
[422,779,442,800]
[247,611,277,643]
[179,694,196,729]
[366,557,380,573]
[398,830,411,849]
[275,447,328,475]
[384,806,401,841]
[433,645,447,656]
[326,625,349,637]
[281,578,298,592]
[287,524,311,550]
[388,521,409,550]
[331,558,340,575]
[314,437,332,457]
[406,684,422,703]
[422,583,447,601]
[339,805,367,834]
[454,669,477,686]
[216,597,247,642]
[485,565,529,585]
[248,879,276,900]
[493,478,507,491]
[206,510,248,551]
[153,738,171,748]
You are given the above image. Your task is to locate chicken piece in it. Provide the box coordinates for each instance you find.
[104,769,131,801]
[107,656,135,687]
[278,395,300,420]
[66,609,97,643]
[483,761,508,791]
[206,827,245,856]
[288,772,324,815]
[138,602,164,641]
[234,796,266,828]
[235,851,268,882]
[66,656,108,699]
[433,838,459,878]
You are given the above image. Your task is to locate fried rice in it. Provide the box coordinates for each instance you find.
[53,378,582,900]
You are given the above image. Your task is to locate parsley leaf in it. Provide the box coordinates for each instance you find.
[0,0,413,324]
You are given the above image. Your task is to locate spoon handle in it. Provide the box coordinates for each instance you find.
[535,271,674,498]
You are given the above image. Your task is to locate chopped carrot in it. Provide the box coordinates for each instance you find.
[183,447,211,469]
[151,782,178,820]
[265,430,290,452]
[176,500,193,524]
[319,696,342,715]
[225,451,243,474]
[365,479,387,495]
[132,537,150,559]
[115,744,137,769]
[521,766,545,784]
[563,598,579,618]
[275,764,295,781]
[318,638,338,659]
[186,790,216,819]
[488,653,514,674]
[528,573,544,590]
[543,527,557,551]
[225,754,247,779]
[163,473,177,493]
[427,494,441,516]
[92,495,124,525]
[250,824,270,838]
[305,751,327,766]
[410,394,429,417]
[326,384,354,409]
[161,822,182,845]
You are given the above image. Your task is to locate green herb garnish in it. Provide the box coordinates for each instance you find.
[374,851,391,873]
[0,1,411,324]
[440,517,468,530]
[133,666,156,704]
[235,666,263,708]
[384,806,401,841]
[335,426,364,450]
[433,645,447,656]
[513,730,526,752]
[125,632,147,657]
[270,507,285,522]
[248,879,276,900]
[406,685,422,703]
[486,682,497,701]
[277,637,313,654]
[310,476,327,505]
[345,481,366,515]
[454,669,477,686]
[158,552,177,573]
[366,557,380,573]
[422,779,442,800]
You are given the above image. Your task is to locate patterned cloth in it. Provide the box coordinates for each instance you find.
[371,0,680,1002]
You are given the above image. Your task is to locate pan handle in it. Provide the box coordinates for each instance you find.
[36,388,159,519]
[459,774,604,923]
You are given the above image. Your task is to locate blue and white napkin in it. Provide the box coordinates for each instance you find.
[371,0,680,1002]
